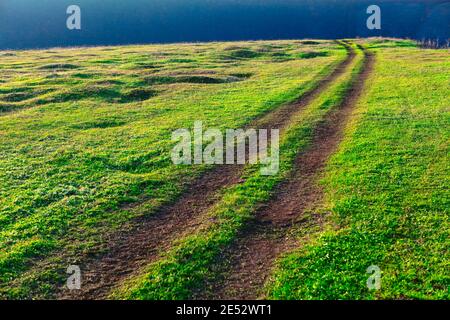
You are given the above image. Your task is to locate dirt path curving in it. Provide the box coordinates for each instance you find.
[58,43,356,300]
[197,47,374,300]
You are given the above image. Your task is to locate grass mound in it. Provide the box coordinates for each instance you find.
[119,88,158,103]
[144,74,250,85]
[38,63,80,70]
[299,51,329,59]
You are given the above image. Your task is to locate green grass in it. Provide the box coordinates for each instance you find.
[113,44,365,300]
[0,40,346,298]
[266,40,450,300]
[1,38,447,300]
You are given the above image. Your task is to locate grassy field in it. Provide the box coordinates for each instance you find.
[267,39,450,300]
[0,38,448,300]
[0,40,346,298]
[113,43,365,300]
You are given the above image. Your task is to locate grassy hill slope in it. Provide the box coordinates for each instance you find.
[0,40,345,298]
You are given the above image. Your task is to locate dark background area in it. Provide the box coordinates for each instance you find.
[0,0,448,50]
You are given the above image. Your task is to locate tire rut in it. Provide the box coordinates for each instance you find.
[58,43,356,300]
[197,47,374,300]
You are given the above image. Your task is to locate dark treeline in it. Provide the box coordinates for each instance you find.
[0,0,449,49]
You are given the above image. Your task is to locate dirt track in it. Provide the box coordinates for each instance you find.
[197,46,374,300]
[59,42,356,300]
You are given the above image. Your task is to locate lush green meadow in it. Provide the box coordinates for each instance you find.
[0,38,448,300]
[114,43,364,300]
[0,40,345,298]
[267,39,450,299]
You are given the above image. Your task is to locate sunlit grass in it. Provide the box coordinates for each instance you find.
[0,40,344,298]
[267,40,450,300]
[113,44,363,300]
